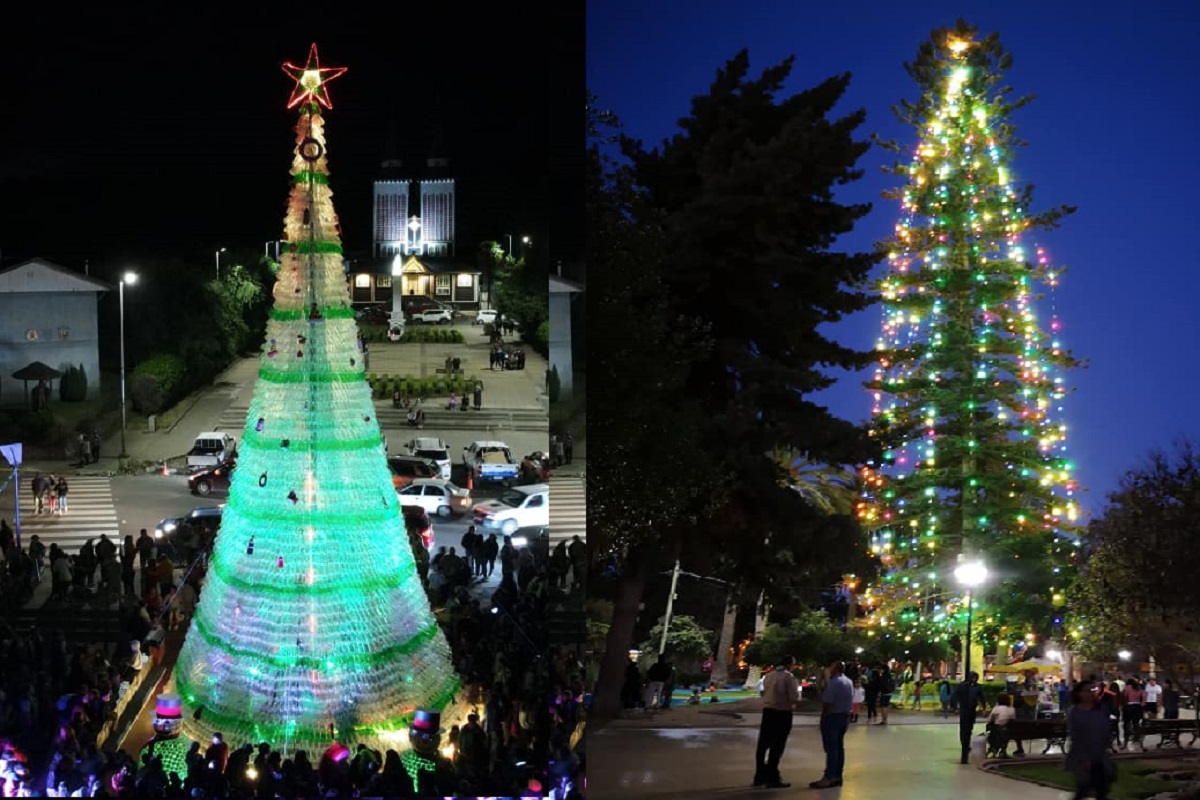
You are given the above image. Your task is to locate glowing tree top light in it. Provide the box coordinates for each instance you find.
[856,21,1083,656]
[172,43,458,755]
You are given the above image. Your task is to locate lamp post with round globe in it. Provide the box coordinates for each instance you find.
[954,559,989,680]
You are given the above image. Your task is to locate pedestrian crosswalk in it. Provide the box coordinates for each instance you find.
[549,475,586,545]
[16,476,119,555]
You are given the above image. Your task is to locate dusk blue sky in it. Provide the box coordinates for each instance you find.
[588,1,1200,516]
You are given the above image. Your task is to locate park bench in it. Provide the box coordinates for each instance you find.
[1005,718,1069,755]
[1141,718,1198,749]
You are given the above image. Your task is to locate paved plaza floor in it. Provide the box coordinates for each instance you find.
[590,710,1080,799]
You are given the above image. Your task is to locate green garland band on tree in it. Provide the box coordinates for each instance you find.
[257,366,363,384]
[240,429,383,453]
[293,172,330,186]
[283,241,343,255]
[188,614,440,669]
[207,549,419,596]
[174,669,460,743]
[270,305,355,321]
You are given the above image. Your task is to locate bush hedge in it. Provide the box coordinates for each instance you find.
[366,373,480,400]
[130,353,188,414]
[358,325,465,344]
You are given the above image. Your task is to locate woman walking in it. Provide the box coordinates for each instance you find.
[1121,677,1145,748]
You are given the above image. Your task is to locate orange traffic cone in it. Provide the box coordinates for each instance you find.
[162,461,169,476]
[466,470,474,491]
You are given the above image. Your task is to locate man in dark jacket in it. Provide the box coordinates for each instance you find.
[460,527,478,577]
[482,534,500,577]
[954,672,988,763]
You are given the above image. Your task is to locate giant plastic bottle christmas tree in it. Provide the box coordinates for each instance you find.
[856,22,1083,659]
[173,44,458,753]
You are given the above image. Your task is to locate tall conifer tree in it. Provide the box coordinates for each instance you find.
[858,21,1082,657]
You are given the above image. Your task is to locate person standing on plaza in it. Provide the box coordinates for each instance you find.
[644,655,671,711]
[473,381,483,411]
[482,533,499,578]
[864,665,879,721]
[460,527,478,578]
[753,655,800,789]
[136,529,155,570]
[1143,676,1162,719]
[563,430,574,464]
[121,535,137,597]
[1162,679,1181,720]
[810,660,855,789]
[954,671,987,764]
[1121,677,1145,746]
[660,658,677,711]
[939,678,953,714]
[77,538,97,588]
[1065,680,1116,800]
[873,664,896,725]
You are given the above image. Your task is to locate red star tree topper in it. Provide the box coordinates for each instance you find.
[282,43,347,109]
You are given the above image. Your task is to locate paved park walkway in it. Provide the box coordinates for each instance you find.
[590,700,1079,799]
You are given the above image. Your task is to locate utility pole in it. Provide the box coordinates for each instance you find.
[658,559,681,656]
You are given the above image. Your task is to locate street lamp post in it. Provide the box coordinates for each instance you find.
[118,272,139,458]
[954,559,989,681]
[215,247,226,278]
[520,236,531,261]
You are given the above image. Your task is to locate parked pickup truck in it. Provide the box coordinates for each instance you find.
[462,440,520,485]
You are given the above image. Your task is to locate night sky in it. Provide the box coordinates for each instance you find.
[588,1,1200,514]
[1,5,583,273]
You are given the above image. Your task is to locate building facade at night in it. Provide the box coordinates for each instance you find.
[346,150,481,309]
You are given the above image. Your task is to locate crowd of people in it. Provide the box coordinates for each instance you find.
[0,620,146,796]
[0,512,585,797]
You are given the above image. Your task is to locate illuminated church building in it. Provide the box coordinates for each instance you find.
[346,130,482,311]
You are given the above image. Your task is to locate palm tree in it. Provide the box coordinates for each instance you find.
[733,449,860,688]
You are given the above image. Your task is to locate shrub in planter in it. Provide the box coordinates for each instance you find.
[131,354,187,413]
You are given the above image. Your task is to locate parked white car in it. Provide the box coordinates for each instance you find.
[405,437,451,480]
[414,308,452,324]
[397,478,472,518]
[474,309,498,326]
[472,483,549,535]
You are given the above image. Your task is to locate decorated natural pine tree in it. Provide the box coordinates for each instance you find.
[857,21,1083,660]
[172,44,458,754]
